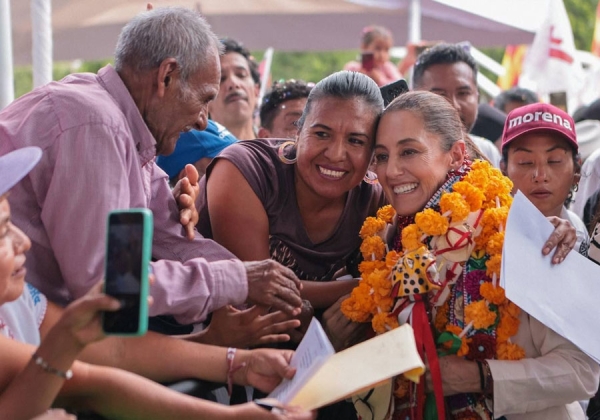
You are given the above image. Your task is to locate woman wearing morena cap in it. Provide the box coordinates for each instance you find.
[342,91,598,419]
[500,102,588,254]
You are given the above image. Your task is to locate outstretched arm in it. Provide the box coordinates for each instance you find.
[0,287,119,420]
[41,299,300,392]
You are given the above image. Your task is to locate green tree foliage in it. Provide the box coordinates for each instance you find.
[565,0,597,50]
[254,50,358,85]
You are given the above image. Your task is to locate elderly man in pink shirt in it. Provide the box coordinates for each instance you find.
[0,7,302,331]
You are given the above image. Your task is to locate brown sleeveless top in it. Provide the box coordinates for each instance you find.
[197,139,386,281]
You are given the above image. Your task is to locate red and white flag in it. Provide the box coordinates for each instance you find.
[519,0,584,111]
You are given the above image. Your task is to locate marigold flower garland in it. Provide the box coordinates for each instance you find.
[341,160,525,364]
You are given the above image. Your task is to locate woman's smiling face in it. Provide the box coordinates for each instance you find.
[374,110,464,216]
[294,96,377,201]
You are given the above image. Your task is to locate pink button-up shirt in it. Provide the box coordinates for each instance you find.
[0,65,247,324]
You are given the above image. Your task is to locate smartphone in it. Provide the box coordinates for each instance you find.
[361,52,375,72]
[549,91,568,112]
[380,79,409,107]
[102,209,153,336]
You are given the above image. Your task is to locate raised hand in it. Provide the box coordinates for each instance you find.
[322,294,368,351]
[201,305,301,348]
[234,348,296,392]
[244,260,303,317]
[543,216,577,264]
[172,164,200,240]
[51,281,120,350]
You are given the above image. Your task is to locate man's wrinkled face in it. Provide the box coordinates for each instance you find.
[150,51,220,156]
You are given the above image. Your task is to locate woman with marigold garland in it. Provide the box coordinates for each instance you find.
[343,91,598,420]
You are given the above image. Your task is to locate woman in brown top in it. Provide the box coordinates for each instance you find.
[198,71,385,342]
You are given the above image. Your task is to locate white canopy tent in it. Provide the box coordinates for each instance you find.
[2,0,546,108]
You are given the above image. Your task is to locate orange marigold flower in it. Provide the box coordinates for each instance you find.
[434,301,450,332]
[415,209,449,236]
[479,282,506,305]
[359,260,387,276]
[485,254,502,278]
[377,205,396,224]
[359,216,386,239]
[485,231,505,256]
[372,311,399,334]
[341,294,371,323]
[374,295,394,313]
[445,325,471,357]
[504,301,521,318]
[369,269,393,297]
[440,192,470,223]
[464,161,491,190]
[474,229,493,252]
[481,207,509,231]
[401,224,423,251]
[484,175,513,203]
[497,341,525,360]
[394,376,410,398]
[496,311,520,342]
[471,159,493,172]
[385,250,401,268]
[475,207,508,252]
[465,300,497,330]
[453,181,485,211]
[360,235,386,260]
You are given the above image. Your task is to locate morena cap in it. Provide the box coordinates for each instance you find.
[157,120,237,179]
[501,102,577,152]
[0,147,42,197]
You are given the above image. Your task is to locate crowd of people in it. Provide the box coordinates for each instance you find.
[1,5,600,420]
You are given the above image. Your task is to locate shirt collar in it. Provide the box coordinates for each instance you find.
[97,65,157,165]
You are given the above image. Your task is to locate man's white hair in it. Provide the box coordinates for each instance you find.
[114,7,222,82]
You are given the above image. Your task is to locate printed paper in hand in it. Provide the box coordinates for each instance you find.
[267,318,425,410]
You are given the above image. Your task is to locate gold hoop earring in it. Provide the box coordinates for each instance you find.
[363,170,379,185]
[278,140,297,165]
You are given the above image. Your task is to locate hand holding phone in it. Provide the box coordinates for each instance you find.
[361,52,375,72]
[102,209,153,336]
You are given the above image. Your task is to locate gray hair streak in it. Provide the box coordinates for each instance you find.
[114,7,222,82]
[297,71,383,131]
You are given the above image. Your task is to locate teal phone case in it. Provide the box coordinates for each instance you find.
[102,208,153,336]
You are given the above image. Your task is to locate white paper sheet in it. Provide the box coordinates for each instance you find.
[267,318,334,403]
[502,191,600,363]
